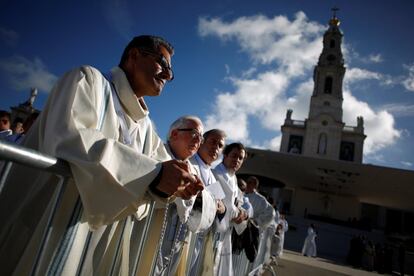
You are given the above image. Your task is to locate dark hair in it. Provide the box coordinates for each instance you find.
[237,178,247,191]
[12,117,24,125]
[203,129,226,140]
[119,35,174,66]
[23,112,40,132]
[247,176,259,189]
[0,110,11,120]
[223,142,246,156]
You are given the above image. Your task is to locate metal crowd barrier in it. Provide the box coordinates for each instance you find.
[0,139,257,275]
[0,140,157,276]
[233,251,251,275]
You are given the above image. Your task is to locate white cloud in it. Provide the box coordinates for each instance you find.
[401,161,413,167]
[364,153,385,164]
[101,0,133,40]
[0,56,57,93]
[345,67,382,82]
[199,12,325,76]
[241,67,257,78]
[263,135,282,151]
[368,54,383,63]
[224,64,230,75]
[205,71,289,143]
[402,63,414,92]
[199,12,402,156]
[345,67,394,86]
[342,90,401,154]
[344,48,384,64]
[0,26,19,46]
[381,103,414,117]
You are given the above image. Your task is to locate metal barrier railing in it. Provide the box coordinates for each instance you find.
[0,140,156,276]
[0,139,258,275]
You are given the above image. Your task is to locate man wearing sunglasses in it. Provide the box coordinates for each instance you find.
[0,35,201,275]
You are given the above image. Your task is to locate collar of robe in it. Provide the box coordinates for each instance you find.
[110,66,149,122]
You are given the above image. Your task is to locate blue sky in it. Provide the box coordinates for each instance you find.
[1,0,413,170]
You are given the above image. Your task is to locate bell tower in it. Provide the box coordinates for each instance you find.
[280,9,366,163]
[308,7,345,122]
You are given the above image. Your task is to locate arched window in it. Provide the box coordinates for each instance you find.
[327,54,336,62]
[324,76,333,94]
[318,133,327,155]
[330,39,335,48]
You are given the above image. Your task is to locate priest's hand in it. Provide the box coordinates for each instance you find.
[232,208,248,224]
[154,160,202,199]
[174,174,204,200]
[216,199,226,214]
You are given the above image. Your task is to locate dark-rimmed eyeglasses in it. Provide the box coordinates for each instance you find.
[138,48,174,81]
[177,128,204,142]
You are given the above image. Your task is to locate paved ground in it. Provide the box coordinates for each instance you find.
[269,250,392,276]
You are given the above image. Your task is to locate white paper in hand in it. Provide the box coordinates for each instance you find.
[205,181,225,200]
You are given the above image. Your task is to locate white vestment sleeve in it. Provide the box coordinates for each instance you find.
[39,66,169,229]
[187,190,216,233]
[255,202,275,228]
[174,197,196,223]
[234,192,252,235]
[244,197,254,218]
[248,192,275,228]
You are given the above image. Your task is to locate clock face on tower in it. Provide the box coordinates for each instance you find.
[327,54,336,62]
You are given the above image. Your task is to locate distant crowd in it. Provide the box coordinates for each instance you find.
[0,110,39,144]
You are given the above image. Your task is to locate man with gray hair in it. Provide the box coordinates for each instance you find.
[154,116,216,275]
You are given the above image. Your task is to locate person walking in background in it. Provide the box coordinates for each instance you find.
[277,214,288,257]
[302,223,317,257]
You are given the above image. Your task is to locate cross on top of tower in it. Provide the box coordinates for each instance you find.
[329,7,340,27]
[331,7,339,18]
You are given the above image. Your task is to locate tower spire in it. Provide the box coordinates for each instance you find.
[331,7,339,18]
[329,7,340,27]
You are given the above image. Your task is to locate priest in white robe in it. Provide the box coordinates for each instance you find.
[188,129,227,276]
[302,224,317,257]
[212,142,249,276]
[245,176,276,272]
[0,35,201,276]
[277,214,288,256]
[154,116,216,276]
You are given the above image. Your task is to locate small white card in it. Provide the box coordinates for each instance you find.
[205,181,225,200]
